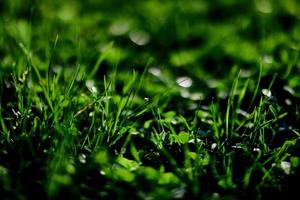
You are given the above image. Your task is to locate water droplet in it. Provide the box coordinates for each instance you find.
[176,77,193,88]
[283,85,295,95]
[86,80,94,88]
[281,161,291,174]
[218,91,228,99]
[253,148,261,152]
[231,143,243,149]
[109,21,129,36]
[129,30,150,46]
[207,79,220,88]
[171,118,178,125]
[148,67,161,77]
[53,65,62,74]
[189,103,198,110]
[240,69,252,77]
[262,55,273,64]
[236,109,250,117]
[180,89,190,98]
[188,138,202,144]
[4,79,12,88]
[285,99,292,106]
[100,170,106,175]
[211,143,217,150]
[212,193,220,198]
[86,80,98,93]
[171,186,186,199]
[79,154,86,164]
[262,89,272,98]
[190,92,204,101]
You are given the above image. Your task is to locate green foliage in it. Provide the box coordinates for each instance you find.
[0,0,300,199]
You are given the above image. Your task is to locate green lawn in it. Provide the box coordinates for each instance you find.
[1,0,300,199]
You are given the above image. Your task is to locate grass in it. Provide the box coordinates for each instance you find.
[1,0,300,199]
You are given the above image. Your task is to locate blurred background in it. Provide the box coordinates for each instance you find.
[1,0,300,100]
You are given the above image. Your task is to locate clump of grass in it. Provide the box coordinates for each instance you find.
[1,0,300,199]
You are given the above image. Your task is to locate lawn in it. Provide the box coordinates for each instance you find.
[1,0,300,199]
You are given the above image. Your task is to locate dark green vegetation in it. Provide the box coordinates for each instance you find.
[1,0,300,199]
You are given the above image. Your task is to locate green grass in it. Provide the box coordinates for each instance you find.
[1,0,300,199]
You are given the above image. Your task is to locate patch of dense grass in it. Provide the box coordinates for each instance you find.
[1,0,300,199]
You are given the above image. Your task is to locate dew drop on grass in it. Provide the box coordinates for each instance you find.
[211,143,217,150]
[129,30,150,46]
[148,67,161,77]
[236,109,250,117]
[240,69,252,77]
[262,89,272,98]
[86,80,98,94]
[218,91,228,99]
[176,77,192,88]
[212,193,220,199]
[180,89,190,98]
[86,80,94,88]
[190,92,204,101]
[79,154,86,164]
[188,103,197,110]
[100,170,106,175]
[4,79,12,88]
[262,55,273,64]
[281,161,291,174]
[109,21,129,36]
[246,122,254,128]
[171,186,186,199]
[283,85,295,95]
[171,118,177,125]
[285,99,292,106]
[253,148,261,152]
[207,79,219,88]
[279,127,286,132]
[188,138,202,144]
[53,65,62,74]
[231,143,243,149]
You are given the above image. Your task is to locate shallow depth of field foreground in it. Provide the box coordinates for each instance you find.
[1,0,300,199]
